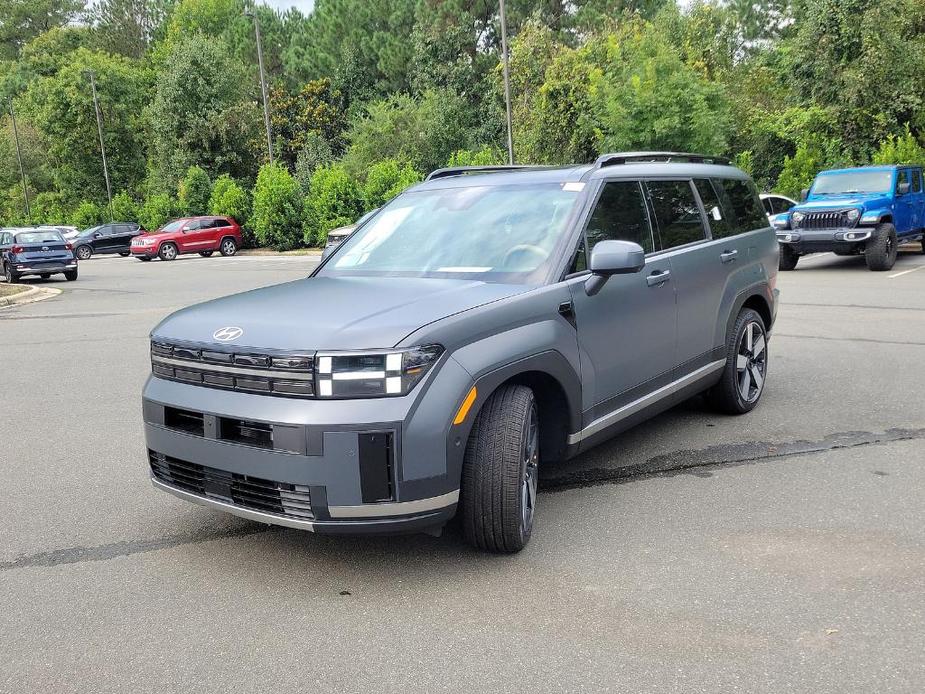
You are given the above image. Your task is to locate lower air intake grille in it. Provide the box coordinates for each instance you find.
[149,451,313,521]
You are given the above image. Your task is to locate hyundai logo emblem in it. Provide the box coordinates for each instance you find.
[42,246,49,251]
[213,326,244,342]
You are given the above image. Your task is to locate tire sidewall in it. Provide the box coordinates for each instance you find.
[220,238,237,256]
[76,245,92,260]
[159,243,178,261]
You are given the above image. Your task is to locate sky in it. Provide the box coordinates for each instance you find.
[260,0,315,12]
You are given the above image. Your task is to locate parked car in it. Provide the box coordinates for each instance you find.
[130,216,242,261]
[773,165,925,271]
[72,222,142,259]
[142,153,778,553]
[0,228,78,282]
[759,193,797,217]
[320,209,379,261]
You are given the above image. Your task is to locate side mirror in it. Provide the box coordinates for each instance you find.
[897,181,911,196]
[800,188,809,202]
[585,240,645,296]
[92,232,102,239]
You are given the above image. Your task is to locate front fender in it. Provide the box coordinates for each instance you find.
[859,207,893,226]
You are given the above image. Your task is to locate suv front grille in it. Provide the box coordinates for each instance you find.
[151,341,315,398]
[795,210,856,230]
[149,451,313,521]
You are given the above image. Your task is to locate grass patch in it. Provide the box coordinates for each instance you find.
[0,284,29,298]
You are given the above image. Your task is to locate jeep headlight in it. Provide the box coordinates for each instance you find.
[845,208,861,224]
[315,345,444,398]
[791,211,805,226]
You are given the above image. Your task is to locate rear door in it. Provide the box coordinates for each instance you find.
[209,217,231,248]
[567,179,677,423]
[110,224,136,252]
[93,225,118,253]
[643,179,714,375]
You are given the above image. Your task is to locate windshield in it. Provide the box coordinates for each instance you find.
[811,171,893,195]
[159,220,184,233]
[319,183,581,283]
[16,231,64,244]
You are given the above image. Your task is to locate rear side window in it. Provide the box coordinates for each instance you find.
[694,179,735,239]
[913,170,922,193]
[716,179,767,234]
[645,180,706,250]
[584,181,655,253]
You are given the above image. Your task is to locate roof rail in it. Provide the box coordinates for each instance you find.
[425,165,550,181]
[595,151,732,168]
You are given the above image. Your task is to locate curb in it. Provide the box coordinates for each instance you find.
[0,285,61,309]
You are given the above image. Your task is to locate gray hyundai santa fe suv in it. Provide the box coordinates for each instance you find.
[143,152,779,553]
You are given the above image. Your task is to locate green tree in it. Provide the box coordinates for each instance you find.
[270,78,348,168]
[70,200,105,228]
[342,89,475,177]
[361,159,421,210]
[138,193,175,230]
[303,164,363,245]
[21,47,149,204]
[294,132,335,193]
[251,163,303,250]
[871,127,925,167]
[111,190,139,221]
[0,0,80,59]
[178,165,212,216]
[447,146,506,167]
[31,191,69,224]
[85,0,173,58]
[776,137,852,199]
[209,174,249,224]
[148,35,259,191]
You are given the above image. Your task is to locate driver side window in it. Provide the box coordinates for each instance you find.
[584,181,655,254]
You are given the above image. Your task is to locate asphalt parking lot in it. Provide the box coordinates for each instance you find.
[2,250,924,693]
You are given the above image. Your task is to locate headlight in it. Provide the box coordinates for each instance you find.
[791,211,805,226]
[845,209,861,223]
[316,345,444,398]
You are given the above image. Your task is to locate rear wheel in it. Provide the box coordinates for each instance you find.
[865,223,897,271]
[5,263,19,283]
[75,245,92,260]
[64,269,78,281]
[220,237,237,257]
[199,250,214,257]
[779,245,799,271]
[708,308,768,415]
[461,384,539,553]
[158,243,178,261]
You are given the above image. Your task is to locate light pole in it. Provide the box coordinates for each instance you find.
[87,70,114,221]
[499,0,514,165]
[246,7,274,164]
[7,98,31,223]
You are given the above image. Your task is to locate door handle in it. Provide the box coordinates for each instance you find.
[646,270,671,287]
[720,249,738,263]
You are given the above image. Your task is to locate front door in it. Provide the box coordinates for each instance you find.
[894,169,918,235]
[567,179,677,423]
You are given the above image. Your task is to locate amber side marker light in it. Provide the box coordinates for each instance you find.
[453,386,478,425]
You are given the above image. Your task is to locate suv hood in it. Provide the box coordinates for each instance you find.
[152,276,527,351]
[797,193,892,211]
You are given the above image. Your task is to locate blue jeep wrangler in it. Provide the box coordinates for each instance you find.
[772,165,925,271]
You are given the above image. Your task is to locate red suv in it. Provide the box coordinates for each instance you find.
[130,216,243,261]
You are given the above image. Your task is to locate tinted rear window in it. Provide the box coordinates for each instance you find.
[646,180,706,250]
[694,179,735,239]
[715,179,768,234]
[15,231,65,243]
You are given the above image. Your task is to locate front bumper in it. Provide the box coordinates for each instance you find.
[143,357,473,534]
[776,227,873,254]
[131,246,156,257]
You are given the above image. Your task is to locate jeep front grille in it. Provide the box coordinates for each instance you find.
[151,340,315,398]
[795,210,857,230]
[149,451,313,521]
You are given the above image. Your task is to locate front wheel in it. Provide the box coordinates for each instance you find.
[779,245,799,271]
[708,308,768,415]
[158,243,178,261]
[461,384,539,553]
[220,237,237,257]
[64,269,78,281]
[75,245,92,260]
[865,224,897,271]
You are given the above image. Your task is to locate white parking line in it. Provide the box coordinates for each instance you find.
[888,264,925,279]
